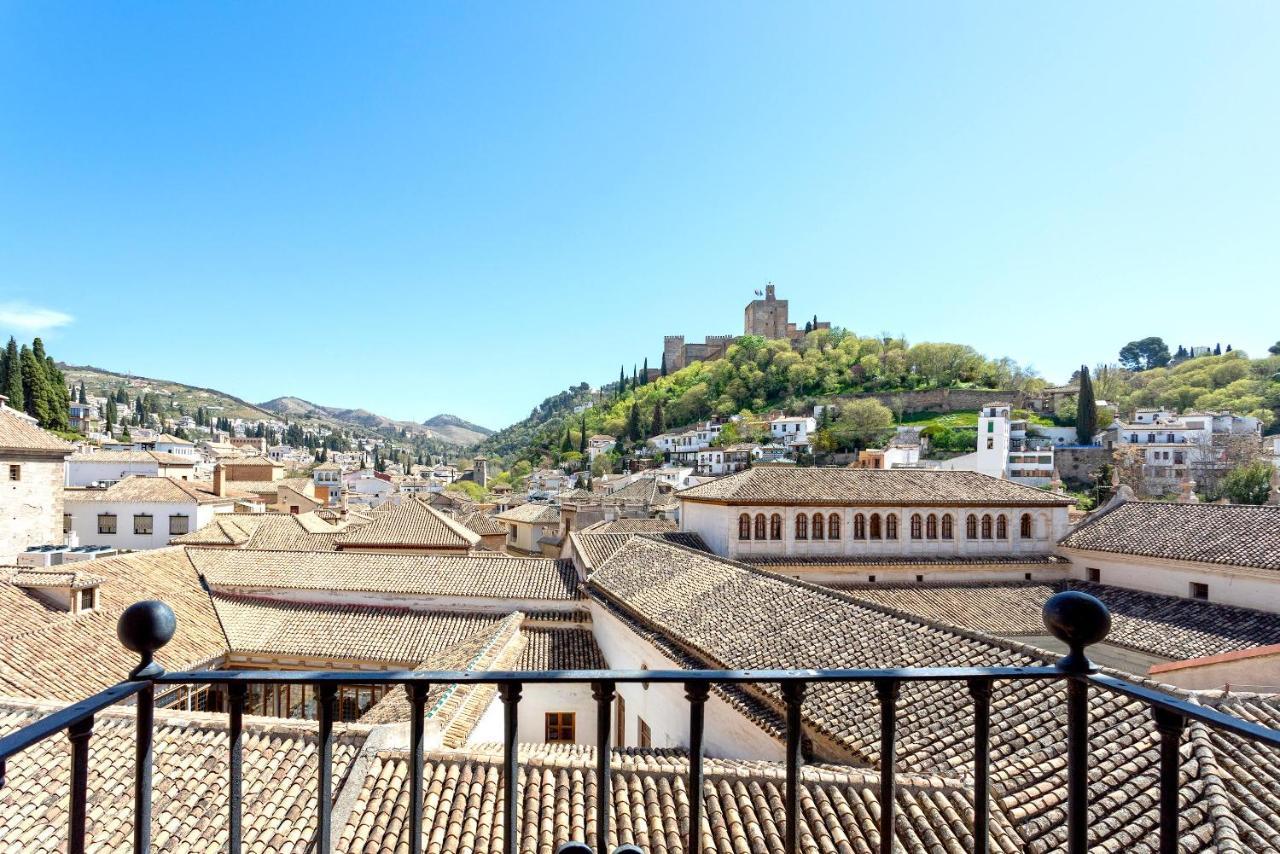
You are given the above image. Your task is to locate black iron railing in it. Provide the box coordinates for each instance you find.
[2,593,1280,854]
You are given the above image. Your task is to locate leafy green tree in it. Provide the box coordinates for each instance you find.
[1076,365,1097,445]
[1119,337,1171,371]
[825,399,895,451]
[1221,460,1272,505]
[1269,341,1280,356]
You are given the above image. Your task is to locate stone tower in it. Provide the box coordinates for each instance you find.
[744,283,790,339]
[473,455,488,488]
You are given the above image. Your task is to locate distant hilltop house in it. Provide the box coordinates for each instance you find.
[662,283,830,372]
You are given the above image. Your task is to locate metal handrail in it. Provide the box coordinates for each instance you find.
[1,592,1278,854]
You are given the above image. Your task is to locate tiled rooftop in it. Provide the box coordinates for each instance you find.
[1060,501,1280,571]
[0,405,73,455]
[171,512,346,550]
[189,548,583,601]
[334,498,479,550]
[65,476,248,504]
[677,467,1074,505]
[495,503,561,525]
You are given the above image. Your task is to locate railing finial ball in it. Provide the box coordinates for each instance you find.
[117,600,176,680]
[1043,590,1110,673]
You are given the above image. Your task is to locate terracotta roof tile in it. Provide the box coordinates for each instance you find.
[678,467,1073,505]
[0,405,73,455]
[334,498,479,549]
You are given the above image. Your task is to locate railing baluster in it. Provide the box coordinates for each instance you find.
[315,683,337,854]
[592,681,615,854]
[69,715,94,854]
[1153,707,1185,854]
[409,682,429,854]
[134,683,154,854]
[967,678,992,854]
[499,682,522,854]
[876,679,899,854]
[227,683,245,854]
[685,681,710,854]
[781,680,806,854]
[1066,677,1089,854]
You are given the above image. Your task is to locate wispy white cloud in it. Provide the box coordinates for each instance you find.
[0,302,74,333]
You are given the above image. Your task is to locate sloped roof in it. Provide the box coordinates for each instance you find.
[334,498,479,549]
[190,548,582,601]
[586,535,1280,851]
[64,477,244,505]
[0,548,227,701]
[456,509,508,537]
[0,699,365,852]
[0,405,72,455]
[571,530,711,573]
[171,512,346,551]
[677,467,1073,505]
[495,502,561,525]
[68,450,195,465]
[1060,501,1280,571]
[580,518,678,534]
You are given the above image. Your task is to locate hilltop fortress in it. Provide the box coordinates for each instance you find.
[663,284,830,371]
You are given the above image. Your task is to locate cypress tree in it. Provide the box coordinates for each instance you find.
[642,358,648,384]
[618,365,625,396]
[1076,365,1097,445]
[1,337,21,410]
[650,397,665,436]
[660,354,667,378]
[627,402,641,442]
[105,398,115,434]
[43,355,70,431]
[560,426,573,453]
[1213,343,1221,356]
[78,381,87,404]
[19,345,51,425]
[578,414,587,455]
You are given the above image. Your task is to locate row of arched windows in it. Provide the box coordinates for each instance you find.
[739,511,1039,542]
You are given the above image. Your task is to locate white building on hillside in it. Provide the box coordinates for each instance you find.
[64,476,241,550]
[936,403,1054,486]
[770,415,816,450]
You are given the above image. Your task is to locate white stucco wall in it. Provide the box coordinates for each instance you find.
[469,683,600,747]
[683,500,1069,562]
[65,499,231,550]
[66,460,196,487]
[1061,548,1280,612]
[589,602,783,761]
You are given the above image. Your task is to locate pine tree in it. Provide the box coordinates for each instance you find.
[1076,365,1097,446]
[1226,344,1232,352]
[0,337,21,410]
[650,398,665,437]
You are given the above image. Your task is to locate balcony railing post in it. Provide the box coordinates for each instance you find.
[684,681,710,854]
[68,715,94,854]
[499,682,522,854]
[1042,591,1111,854]
[227,682,246,854]
[134,682,154,854]
[875,679,899,854]
[409,682,429,854]
[116,600,175,854]
[1153,707,1186,854]
[967,677,992,854]
[781,680,806,854]
[315,683,337,854]
[591,680,615,854]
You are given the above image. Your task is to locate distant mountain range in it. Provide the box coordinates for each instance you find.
[58,363,491,448]
[258,397,493,446]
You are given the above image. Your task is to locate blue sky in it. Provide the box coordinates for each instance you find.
[2,4,1277,429]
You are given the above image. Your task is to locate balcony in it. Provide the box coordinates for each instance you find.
[2,595,1279,853]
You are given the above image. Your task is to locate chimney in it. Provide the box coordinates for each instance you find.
[213,464,226,497]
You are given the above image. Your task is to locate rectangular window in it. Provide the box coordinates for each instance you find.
[134,514,154,535]
[1087,567,1100,583]
[615,694,626,747]
[1190,582,1209,601]
[169,514,190,535]
[545,712,576,743]
[7,464,19,481]
[63,513,72,534]
[638,718,651,749]
[98,514,117,535]
[79,589,95,611]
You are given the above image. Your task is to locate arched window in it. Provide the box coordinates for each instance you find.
[926,514,938,540]
[755,513,767,541]
[812,513,824,540]
[996,515,1008,540]
[770,513,783,541]
[739,514,751,540]
[828,513,841,540]
[869,514,882,540]
[966,514,978,540]
[910,514,923,540]
[941,515,953,540]
[853,514,866,540]
[981,514,993,540]
[886,514,898,540]
[1020,513,1033,539]
[795,514,808,540]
